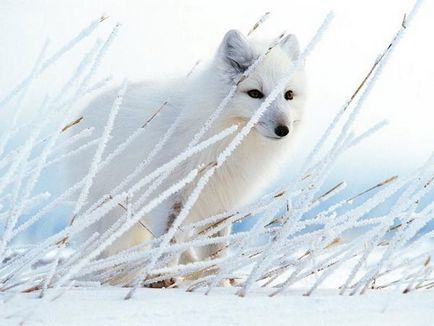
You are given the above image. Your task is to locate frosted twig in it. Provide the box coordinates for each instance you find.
[70,80,128,222]
[247,12,271,36]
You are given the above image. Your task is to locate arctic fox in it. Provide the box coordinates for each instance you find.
[66,29,306,268]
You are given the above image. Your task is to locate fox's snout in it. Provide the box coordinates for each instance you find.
[257,103,293,139]
[274,125,289,137]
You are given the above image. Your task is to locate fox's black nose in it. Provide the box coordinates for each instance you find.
[274,125,289,137]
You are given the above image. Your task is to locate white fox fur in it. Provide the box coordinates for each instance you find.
[65,30,306,266]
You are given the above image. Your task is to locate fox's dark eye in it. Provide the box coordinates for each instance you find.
[247,89,264,99]
[284,90,294,100]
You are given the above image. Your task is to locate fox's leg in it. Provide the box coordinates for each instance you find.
[146,232,193,288]
[104,222,154,286]
[178,225,232,285]
[104,222,153,257]
[201,225,231,260]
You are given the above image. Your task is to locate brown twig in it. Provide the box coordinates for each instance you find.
[141,101,169,128]
[346,175,398,202]
[247,12,271,36]
[61,116,83,132]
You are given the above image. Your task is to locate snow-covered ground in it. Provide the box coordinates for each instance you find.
[2,287,433,326]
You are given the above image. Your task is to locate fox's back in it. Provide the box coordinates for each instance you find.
[64,81,187,210]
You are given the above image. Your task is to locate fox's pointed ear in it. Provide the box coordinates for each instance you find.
[280,34,300,61]
[218,30,255,75]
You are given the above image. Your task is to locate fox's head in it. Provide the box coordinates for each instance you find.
[215,30,306,140]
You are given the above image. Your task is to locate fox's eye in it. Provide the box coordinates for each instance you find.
[247,89,264,99]
[284,90,294,101]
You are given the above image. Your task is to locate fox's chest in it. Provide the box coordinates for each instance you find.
[184,134,288,223]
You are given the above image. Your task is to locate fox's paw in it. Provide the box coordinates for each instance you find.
[218,278,241,287]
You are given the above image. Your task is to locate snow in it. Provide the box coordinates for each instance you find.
[2,287,433,326]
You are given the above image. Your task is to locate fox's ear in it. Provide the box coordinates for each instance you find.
[218,30,255,75]
[280,34,300,61]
